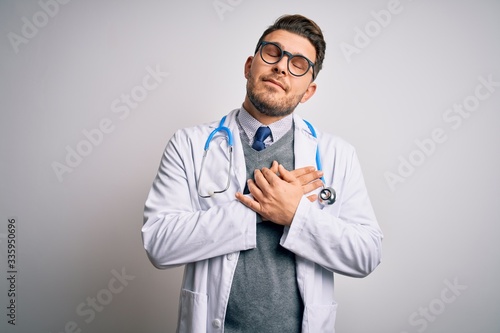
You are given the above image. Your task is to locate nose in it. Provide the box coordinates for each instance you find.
[272,56,288,76]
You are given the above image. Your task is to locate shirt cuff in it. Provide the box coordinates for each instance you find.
[280,195,310,248]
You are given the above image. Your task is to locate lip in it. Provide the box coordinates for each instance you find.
[264,78,286,91]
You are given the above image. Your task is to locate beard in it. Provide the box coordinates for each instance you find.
[246,71,305,117]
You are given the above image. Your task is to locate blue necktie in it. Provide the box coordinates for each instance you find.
[252,126,271,151]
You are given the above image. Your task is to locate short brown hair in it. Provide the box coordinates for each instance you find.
[255,14,326,80]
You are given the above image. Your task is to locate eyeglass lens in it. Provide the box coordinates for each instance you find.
[260,43,311,77]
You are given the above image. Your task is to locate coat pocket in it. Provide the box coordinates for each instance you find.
[178,289,208,333]
[303,302,338,333]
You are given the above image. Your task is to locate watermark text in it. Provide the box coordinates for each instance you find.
[385,74,499,191]
[7,0,72,54]
[51,64,169,182]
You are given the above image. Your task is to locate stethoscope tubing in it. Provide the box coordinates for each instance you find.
[203,116,234,150]
[197,115,335,204]
[302,119,325,184]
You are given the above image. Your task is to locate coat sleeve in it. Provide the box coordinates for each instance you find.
[280,146,383,278]
[142,129,257,269]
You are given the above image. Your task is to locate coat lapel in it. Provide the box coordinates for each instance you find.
[293,114,318,169]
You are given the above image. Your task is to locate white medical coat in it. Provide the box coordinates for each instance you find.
[142,109,383,333]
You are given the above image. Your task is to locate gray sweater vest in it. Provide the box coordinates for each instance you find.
[224,127,303,333]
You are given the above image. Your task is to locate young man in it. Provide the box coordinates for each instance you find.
[142,14,383,333]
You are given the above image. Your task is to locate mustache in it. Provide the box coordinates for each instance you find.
[261,75,287,91]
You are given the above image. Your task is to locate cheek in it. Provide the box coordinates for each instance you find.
[246,64,258,81]
[249,61,271,78]
[293,83,310,96]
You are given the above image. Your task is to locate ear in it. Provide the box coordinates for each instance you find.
[300,82,317,103]
[244,56,254,79]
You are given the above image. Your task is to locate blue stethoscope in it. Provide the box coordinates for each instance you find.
[197,115,336,205]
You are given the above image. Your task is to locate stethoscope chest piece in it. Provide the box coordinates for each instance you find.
[319,186,336,205]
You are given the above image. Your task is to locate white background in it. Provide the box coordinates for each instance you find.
[1,0,499,332]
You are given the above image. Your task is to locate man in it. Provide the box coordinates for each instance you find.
[142,14,383,333]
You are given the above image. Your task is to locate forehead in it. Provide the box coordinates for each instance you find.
[263,30,316,62]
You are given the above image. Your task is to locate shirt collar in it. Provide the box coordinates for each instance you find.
[237,106,293,146]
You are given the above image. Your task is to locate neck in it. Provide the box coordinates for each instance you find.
[242,97,287,125]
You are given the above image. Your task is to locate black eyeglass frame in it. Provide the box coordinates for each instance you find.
[254,41,316,80]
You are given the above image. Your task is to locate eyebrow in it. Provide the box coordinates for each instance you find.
[267,40,315,62]
[269,41,308,58]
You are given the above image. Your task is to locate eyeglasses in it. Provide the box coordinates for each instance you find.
[255,41,316,79]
